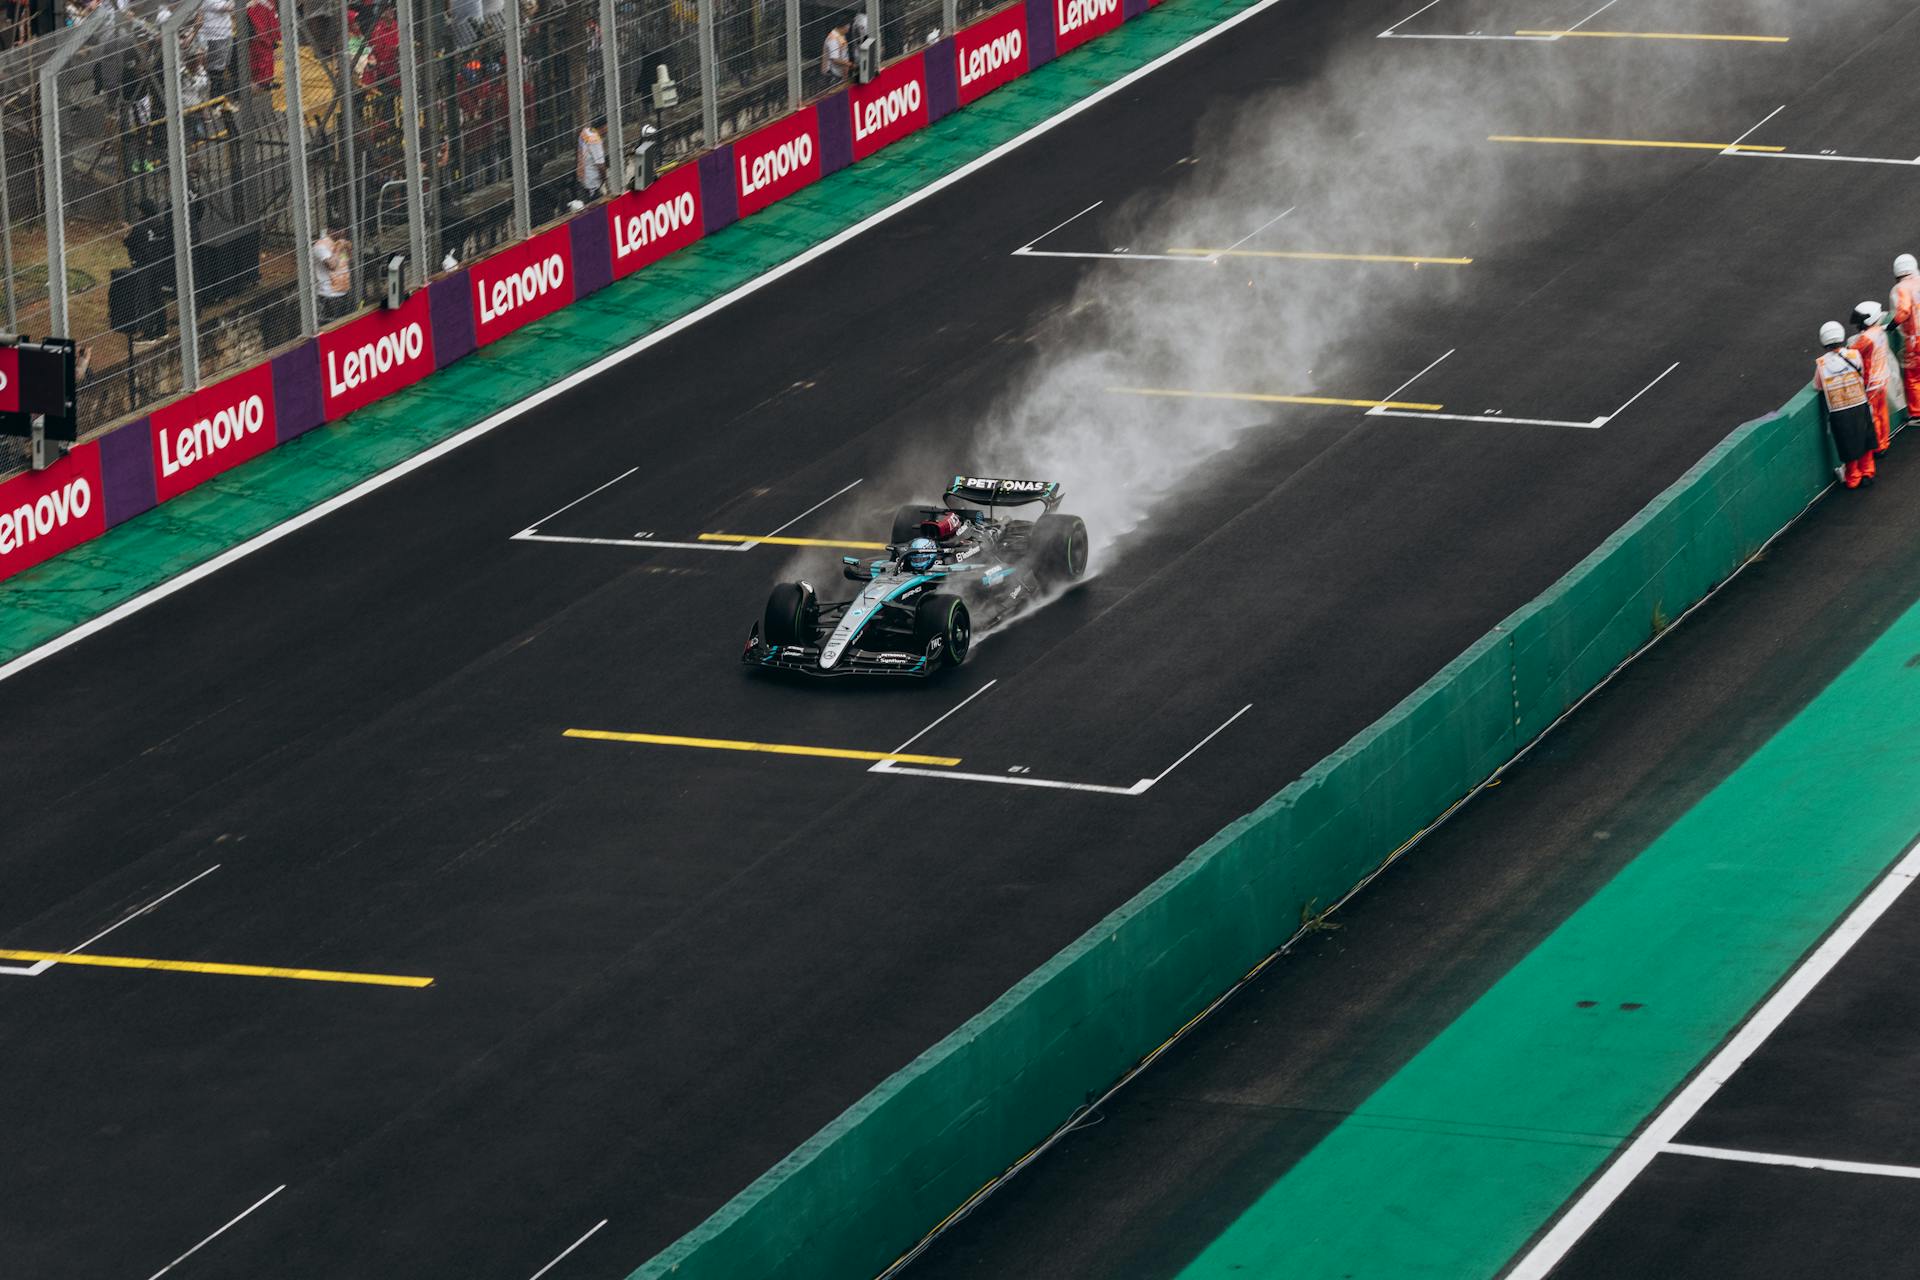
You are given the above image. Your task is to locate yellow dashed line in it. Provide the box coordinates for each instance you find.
[0,949,434,988]
[564,728,962,767]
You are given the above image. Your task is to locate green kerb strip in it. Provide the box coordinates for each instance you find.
[0,0,1261,667]
[1175,585,1920,1277]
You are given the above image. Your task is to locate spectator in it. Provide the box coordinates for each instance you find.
[200,0,235,93]
[575,120,606,203]
[361,3,399,88]
[122,198,173,340]
[819,17,851,87]
[180,49,210,140]
[312,228,352,319]
[245,0,278,89]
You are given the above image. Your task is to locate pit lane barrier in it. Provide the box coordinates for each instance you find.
[626,383,1905,1280]
[0,0,1127,585]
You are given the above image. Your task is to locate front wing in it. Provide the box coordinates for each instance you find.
[742,627,939,677]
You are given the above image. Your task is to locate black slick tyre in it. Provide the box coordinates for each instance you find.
[1029,513,1089,587]
[914,593,971,667]
[763,582,817,646]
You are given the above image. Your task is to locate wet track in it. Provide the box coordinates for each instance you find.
[5,0,1920,1274]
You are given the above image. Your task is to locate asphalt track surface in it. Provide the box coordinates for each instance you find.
[5,0,1919,1275]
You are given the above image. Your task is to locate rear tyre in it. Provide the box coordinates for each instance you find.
[891,504,943,546]
[914,593,971,667]
[1029,514,1089,587]
[763,582,817,646]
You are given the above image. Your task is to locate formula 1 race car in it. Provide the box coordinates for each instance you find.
[741,475,1089,677]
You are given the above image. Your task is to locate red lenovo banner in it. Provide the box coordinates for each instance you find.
[0,441,104,581]
[851,52,929,160]
[1054,0,1121,53]
[735,105,821,217]
[150,363,278,503]
[470,223,576,347]
[956,6,1029,106]
[607,164,705,281]
[318,290,436,422]
[0,346,17,414]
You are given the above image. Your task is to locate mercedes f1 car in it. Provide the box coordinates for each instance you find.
[741,475,1089,677]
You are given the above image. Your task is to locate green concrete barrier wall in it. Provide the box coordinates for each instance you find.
[634,383,1892,1280]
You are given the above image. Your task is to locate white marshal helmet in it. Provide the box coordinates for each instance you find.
[1819,320,1846,347]
[1896,252,1919,277]
[1855,300,1884,326]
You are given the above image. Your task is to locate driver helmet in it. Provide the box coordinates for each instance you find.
[930,511,963,541]
[904,536,939,572]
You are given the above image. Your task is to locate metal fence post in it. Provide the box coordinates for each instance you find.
[36,10,109,342]
[943,0,957,37]
[340,0,361,306]
[504,0,532,236]
[161,0,204,391]
[598,0,624,188]
[785,0,801,110]
[696,0,719,143]
[280,0,319,335]
[395,0,429,284]
[866,0,881,62]
[0,100,16,333]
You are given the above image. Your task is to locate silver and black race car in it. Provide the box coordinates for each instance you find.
[741,475,1089,677]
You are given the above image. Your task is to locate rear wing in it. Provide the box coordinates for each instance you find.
[944,475,1063,511]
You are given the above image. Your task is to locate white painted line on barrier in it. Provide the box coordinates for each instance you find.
[1,0,1307,687]
[872,703,1251,796]
[1660,1143,1920,1180]
[527,1219,609,1280]
[515,466,640,537]
[1,864,221,978]
[1506,835,1920,1279]
[146,1184,286,1280]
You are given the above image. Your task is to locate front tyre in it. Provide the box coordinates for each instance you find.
[914,593,971,667]
[763,582,818,646]
[1029,513,1089,587]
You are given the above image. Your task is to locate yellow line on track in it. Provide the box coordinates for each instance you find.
[1167,249,1473,266]
[1489,135,1785,152]
[564,728,962,767]
[1516,29,1788,43]
[1107,387,1444,411]
[0,948,434,988]
[698,533,891,549]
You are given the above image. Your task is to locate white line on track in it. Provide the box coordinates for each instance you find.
[1725,148,1920,168]
[1215,205,1296,257]
[1,864,221,977]
[1379,0,1609,42]
[1011,249,1208,263]
[1365,357,1676,430]
[146,1184,286,1280]
[872,703,1251,796]
[1015,200,1103,253]
[881,679,1000,757]
[0,0,1304,688]
[1561,0,1617,35]
[1507,834,1920,1279]
[527,1219,609,1280]
[1370,348,1454,408]
[1721,104,1785,155]
[510,478,863,552]
[516,466,640,537]
[1660,1143,1920,1180]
